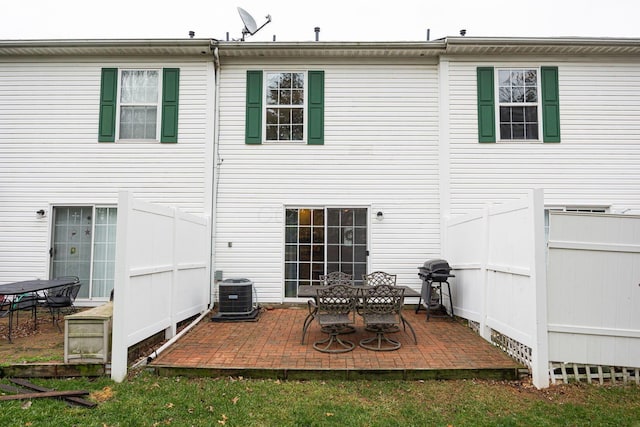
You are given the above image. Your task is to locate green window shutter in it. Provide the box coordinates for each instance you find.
[245,70,263,144]
[477,67,496,143]
[98,68,118,142]
[307,70,324,145]
[541,66,560,143]
[161,68,180,143]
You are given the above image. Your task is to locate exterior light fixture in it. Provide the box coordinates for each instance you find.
[376,211,384,221]
[36,209,46,219]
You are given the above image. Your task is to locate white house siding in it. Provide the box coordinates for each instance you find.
[215,58,440,302]
[445,56,640,216]
[0,56,214,282]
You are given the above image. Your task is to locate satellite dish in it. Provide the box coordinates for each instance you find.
[237,7,271,41]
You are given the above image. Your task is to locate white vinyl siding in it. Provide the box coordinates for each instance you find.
[446,59,640,217]
[0,57,214,283]
[216,58,441,303]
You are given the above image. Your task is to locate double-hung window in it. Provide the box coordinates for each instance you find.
[498,69,539,140]
[266,72,305,141]
[245,70,324,145]
[477,66,560,143]
[98,67,180,143]
[118,70,160,140]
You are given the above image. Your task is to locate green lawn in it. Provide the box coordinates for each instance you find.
[1,371,639,426]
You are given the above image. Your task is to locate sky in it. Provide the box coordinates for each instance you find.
[1,0,639,42]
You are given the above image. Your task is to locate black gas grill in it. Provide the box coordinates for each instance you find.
[416,259,455,320]
[418,259,454,283]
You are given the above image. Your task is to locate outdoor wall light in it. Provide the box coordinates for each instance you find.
[36,209,46,219]
[376,211,384,221]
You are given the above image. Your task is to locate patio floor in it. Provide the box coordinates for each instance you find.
[149,307,524,381]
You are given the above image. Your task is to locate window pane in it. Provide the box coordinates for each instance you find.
[327,227,340,244]
[327,245,339,261]
[512,87,525,103]
[299,209,311,225]
[512,124,525,139]
[266,125,278,141]
[285,226,297,243]
[291,108,303,124]
[525,88,537,102]
[499,87,511,103]
[292,73,304,88]
[525,106,538,121]
[291,89,303,105]
[511,107,524,123]
[312,244,324,261]
[299,245,311,261]
[279,126,290,140]
[299,227,311,243]
[279,109,291,124]
[500,124,512,139]
[499,106,511,122]
[286,209,298,225]
[313,226,324,243]
[526,124,539,139]
[279,90,291,105]
[312,209,324,226]
[285,245,297,261]
[292,125,303,141]
[266,108,278,124]
[354,227,367,244]
[498,70,511,86]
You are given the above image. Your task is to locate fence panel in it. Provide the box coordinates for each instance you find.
[547,212,640,368]
[111,191,210,382]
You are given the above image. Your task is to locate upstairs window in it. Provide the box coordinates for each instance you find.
[98,68,179,143]
[245,70,324,145]
[477,66,560,143]
[265,72,305,141]
[498,69,539,140]
[119,70,159,140]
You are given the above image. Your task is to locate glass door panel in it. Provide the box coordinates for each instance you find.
[51,207,93,298]
[284,207,368,297]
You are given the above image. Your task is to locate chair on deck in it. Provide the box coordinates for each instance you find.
[359,284,416,351]
[301,272,353,343]
[310,284,358,353]
[362,271,397,287]
[44,278,81,330]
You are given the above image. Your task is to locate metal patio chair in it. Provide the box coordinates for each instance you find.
[362,271,397,287]
[310,283,358,353]
[44,279,81,331]
[301,273,353,343]
[359,284,406,351]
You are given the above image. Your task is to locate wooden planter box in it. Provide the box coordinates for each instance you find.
[64,302,112,364]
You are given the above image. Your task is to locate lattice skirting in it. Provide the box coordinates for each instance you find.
[549,362,640,385]
[490,329,533,368]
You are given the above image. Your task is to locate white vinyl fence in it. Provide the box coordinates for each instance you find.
[547,212,640,383]
[445,190,640,388]
[111,191,211,382]
[445,189,549,388]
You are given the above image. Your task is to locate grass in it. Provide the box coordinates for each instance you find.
[0,371,639,426]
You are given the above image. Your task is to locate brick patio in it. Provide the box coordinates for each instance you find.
[149,307,523,380]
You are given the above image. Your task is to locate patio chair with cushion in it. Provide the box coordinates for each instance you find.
[310,283,358,353]
[359,284,414,351]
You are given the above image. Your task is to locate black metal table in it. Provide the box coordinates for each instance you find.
[298,284,420,346]
[297,285,420,298]
[0,278,77,342]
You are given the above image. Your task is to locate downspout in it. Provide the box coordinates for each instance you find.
[134,42,222,368]
[210,42,222,307]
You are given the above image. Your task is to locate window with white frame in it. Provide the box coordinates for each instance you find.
[265,72,305,142]
[118,70,160,140]
[498,69,540,140]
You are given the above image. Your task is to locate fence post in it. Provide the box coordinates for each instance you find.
[530,189,550,388]
[478,203,491,341]
[111,191,131,382]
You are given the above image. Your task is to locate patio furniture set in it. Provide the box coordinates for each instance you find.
[300,271,419,353]
[0,276,82,342]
